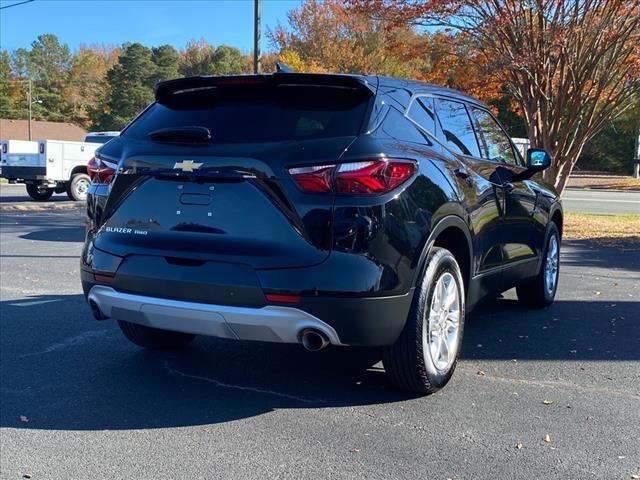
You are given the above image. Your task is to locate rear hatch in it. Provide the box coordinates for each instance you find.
[94,74,375,270]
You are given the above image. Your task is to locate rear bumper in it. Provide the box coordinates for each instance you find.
[83,276,413,346]
[88,285,345,345]
[0,166,46,180]
[80,240,415,346]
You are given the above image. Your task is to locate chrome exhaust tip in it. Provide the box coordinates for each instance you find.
[89,299,108,321]
[300,328,330,352]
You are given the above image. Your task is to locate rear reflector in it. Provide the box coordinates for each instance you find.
[289,159,416,195]
[94,273,114,284]
[265,293,302,304]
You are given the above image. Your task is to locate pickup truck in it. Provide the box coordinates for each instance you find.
[0,131,119,201]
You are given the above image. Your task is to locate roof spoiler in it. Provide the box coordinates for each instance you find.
[155,73,376,104]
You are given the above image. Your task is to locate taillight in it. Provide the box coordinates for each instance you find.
[289,159,416,195]
[87,156,116,184]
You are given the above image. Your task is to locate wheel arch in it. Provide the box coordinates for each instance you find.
[550,204,563,239]
[414,215,473,293]
[70,165,88,178]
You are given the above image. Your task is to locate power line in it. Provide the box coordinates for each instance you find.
[0,0,34,10]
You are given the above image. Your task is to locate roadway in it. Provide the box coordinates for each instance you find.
[562,189,640,215]
[2,183,639,215]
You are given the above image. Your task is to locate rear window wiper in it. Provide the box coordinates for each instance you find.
[148,126,212,143]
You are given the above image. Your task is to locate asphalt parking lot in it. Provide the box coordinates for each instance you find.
[1,202,639,479]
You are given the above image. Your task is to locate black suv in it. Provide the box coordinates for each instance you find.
[81,73,562,394]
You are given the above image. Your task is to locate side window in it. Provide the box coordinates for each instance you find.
[434,99,481,157]
[471,108,518,165]
[407,96,436,138]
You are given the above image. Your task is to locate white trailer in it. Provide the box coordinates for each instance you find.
[0,132,118,201]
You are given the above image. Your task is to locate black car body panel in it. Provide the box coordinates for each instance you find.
[82,73,562,347]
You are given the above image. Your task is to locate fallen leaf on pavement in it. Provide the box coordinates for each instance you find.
[543,434,551,443]
[542,400,554,405]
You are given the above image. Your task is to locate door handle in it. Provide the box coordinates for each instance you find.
[502,182,515,193]
[454,167,469,179]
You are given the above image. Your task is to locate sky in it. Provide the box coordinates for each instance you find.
[0,0,302,52]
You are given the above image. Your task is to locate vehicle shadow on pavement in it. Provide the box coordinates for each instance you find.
[19,226,85,243]
[1,292,638,431]
[561,239,640,272]
[463,296,639,361]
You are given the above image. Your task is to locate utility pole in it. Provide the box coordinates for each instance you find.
[253,0,261,74]
[27,79,32,141]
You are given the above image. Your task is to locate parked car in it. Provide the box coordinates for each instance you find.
[0,131,119,201]
[81,73,562,394]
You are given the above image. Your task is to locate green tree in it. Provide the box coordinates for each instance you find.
[209,45,249,75]
[179,40,249,76]
[150,44,180,85]
[98,43,155,130]
[27,34,72,122]
[578,101,640,174]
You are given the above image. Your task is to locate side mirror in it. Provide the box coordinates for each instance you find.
[526,148,552,170]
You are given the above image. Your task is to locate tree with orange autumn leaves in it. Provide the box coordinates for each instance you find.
[346,0,640,191]
[268,1,505,105]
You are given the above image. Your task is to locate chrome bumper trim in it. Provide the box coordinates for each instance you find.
[88,285,345,345]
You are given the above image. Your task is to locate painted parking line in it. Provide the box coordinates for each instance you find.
[9,299,63,307]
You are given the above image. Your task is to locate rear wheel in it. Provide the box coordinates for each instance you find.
[26,184,53,201]
[383,247,465,394]
[67,173,91,201]
[117,321,195,351]
[516,223,560,308]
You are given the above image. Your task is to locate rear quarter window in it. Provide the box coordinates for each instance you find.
[123,84,370,144]
[434,98,481,157]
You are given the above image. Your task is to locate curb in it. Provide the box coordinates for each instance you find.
[0,203,83,212]
[564,187,640,194]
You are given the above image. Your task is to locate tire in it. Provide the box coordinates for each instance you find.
[26,184,53,201]
[66,173,91,201]
[117,320,195,351]
[383,247,465,394]
[516,222,560,308]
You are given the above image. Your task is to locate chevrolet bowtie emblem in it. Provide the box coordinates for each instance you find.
[173,160,203,172]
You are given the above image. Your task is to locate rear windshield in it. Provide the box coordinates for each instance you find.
[123,84,370,144]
